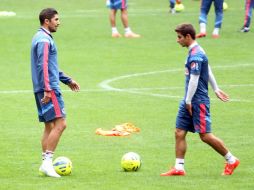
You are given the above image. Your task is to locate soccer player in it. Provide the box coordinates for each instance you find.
[240,0,254,32]
[107,0,140,38]
[196,0,224,38]
[169,0,182,14]
[160,23,239,176]
[31,8,80,178]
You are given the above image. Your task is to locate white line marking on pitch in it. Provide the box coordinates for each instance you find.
[98,64,254,102]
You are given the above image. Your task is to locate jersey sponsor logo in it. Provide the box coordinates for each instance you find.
[191,62,196,69]
[191,62,199,71]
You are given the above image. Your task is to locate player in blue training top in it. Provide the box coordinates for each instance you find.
[161,23,239,176]
[106,0,140,38]
[196,0,224,38]
[240,0,254,32]
[31,8,80,178]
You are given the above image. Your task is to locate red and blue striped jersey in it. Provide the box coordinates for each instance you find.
[31,28,71,93]
[184,43,209,103]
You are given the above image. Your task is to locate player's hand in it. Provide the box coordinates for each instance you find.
[215,89,229,102]
[41,91,52,104]
[106,0,111,8]
[185,103,192,116]
[68,80,80,92]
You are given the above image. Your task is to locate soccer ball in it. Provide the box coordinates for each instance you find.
[223,2,228,11]
[53,156,72,176]
[175,4,185,12]
[121,152,141,172]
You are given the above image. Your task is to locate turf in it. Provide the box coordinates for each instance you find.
[0,0,253,189]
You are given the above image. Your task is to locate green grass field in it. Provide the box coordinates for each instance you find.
[0,0,254,189]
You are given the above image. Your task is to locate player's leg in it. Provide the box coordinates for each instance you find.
[197,0,213,38]
[199,133,239,175]
[46,118,66,152]
[169,0,176,14]
[39,118,66,178]
[199,133,228,156]
[41,122,53,160]
[109,9,122,37]
[160,129,187,176]
[174,128,187,169]
[175,128,187,159]
[241,0,253,32]
[160,100,190,176]
[38,90,66,178]
[193,102,239,175]
[34,92,54,164]
[121,9,140,38]
[41,122,52,151]
[212,0,223,38]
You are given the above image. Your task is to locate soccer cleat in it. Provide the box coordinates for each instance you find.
[38,166,46,176]
[240,27,250,33]
[212,34,219,39]
[160,167,186,176]
[196,33,206,38]
[124,32,141,38]
[222,159,240,176]
[112,32,122,38]
[39,161,61,178]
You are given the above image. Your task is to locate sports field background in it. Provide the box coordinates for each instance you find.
[0,0,253,189]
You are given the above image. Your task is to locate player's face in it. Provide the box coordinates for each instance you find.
[176,32,188,47]
[48,14,60,33]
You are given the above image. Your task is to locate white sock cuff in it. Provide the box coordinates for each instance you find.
[45,150,54,161]
[176,158,185,164]
[200,23,206,33]
[224,152,236,164]
[175,158,185,170]
[212,28,220,35]
[112,27,118,33]
[124,27,131,33]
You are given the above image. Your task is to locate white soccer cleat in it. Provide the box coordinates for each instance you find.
[112,32,122,38]
[124,32,141,38]
[39,161,61,178]
[39,165,46,176]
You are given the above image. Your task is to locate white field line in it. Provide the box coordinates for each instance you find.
[98,64,254,102]
[15,8,170,19]
[1,64,253,102]
[0,89,106,94]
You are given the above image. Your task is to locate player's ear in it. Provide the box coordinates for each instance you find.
[186,34,193,40]
[44,18,50,25]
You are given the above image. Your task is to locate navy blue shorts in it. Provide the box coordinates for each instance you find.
[110,0,127,10]
[176,100,211,133]
[34,90,66,122]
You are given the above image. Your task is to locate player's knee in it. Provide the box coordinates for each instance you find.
[56,118,67,132]
[61,123,67,131]
[199,134,210,143]
[175,129,185,139]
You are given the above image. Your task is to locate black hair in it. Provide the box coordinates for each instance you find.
[39,8,58,25]
[175,23,196,40]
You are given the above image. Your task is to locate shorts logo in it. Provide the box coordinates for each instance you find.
[62,108,65,114]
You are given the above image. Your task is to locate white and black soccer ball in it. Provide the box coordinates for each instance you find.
[121,152,141,172]
[53,156,72,176]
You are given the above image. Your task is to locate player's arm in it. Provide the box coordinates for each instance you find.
[37,40,52,104]
[208,64,229,102]
[185,74,200,116]
[59,71,80,92]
